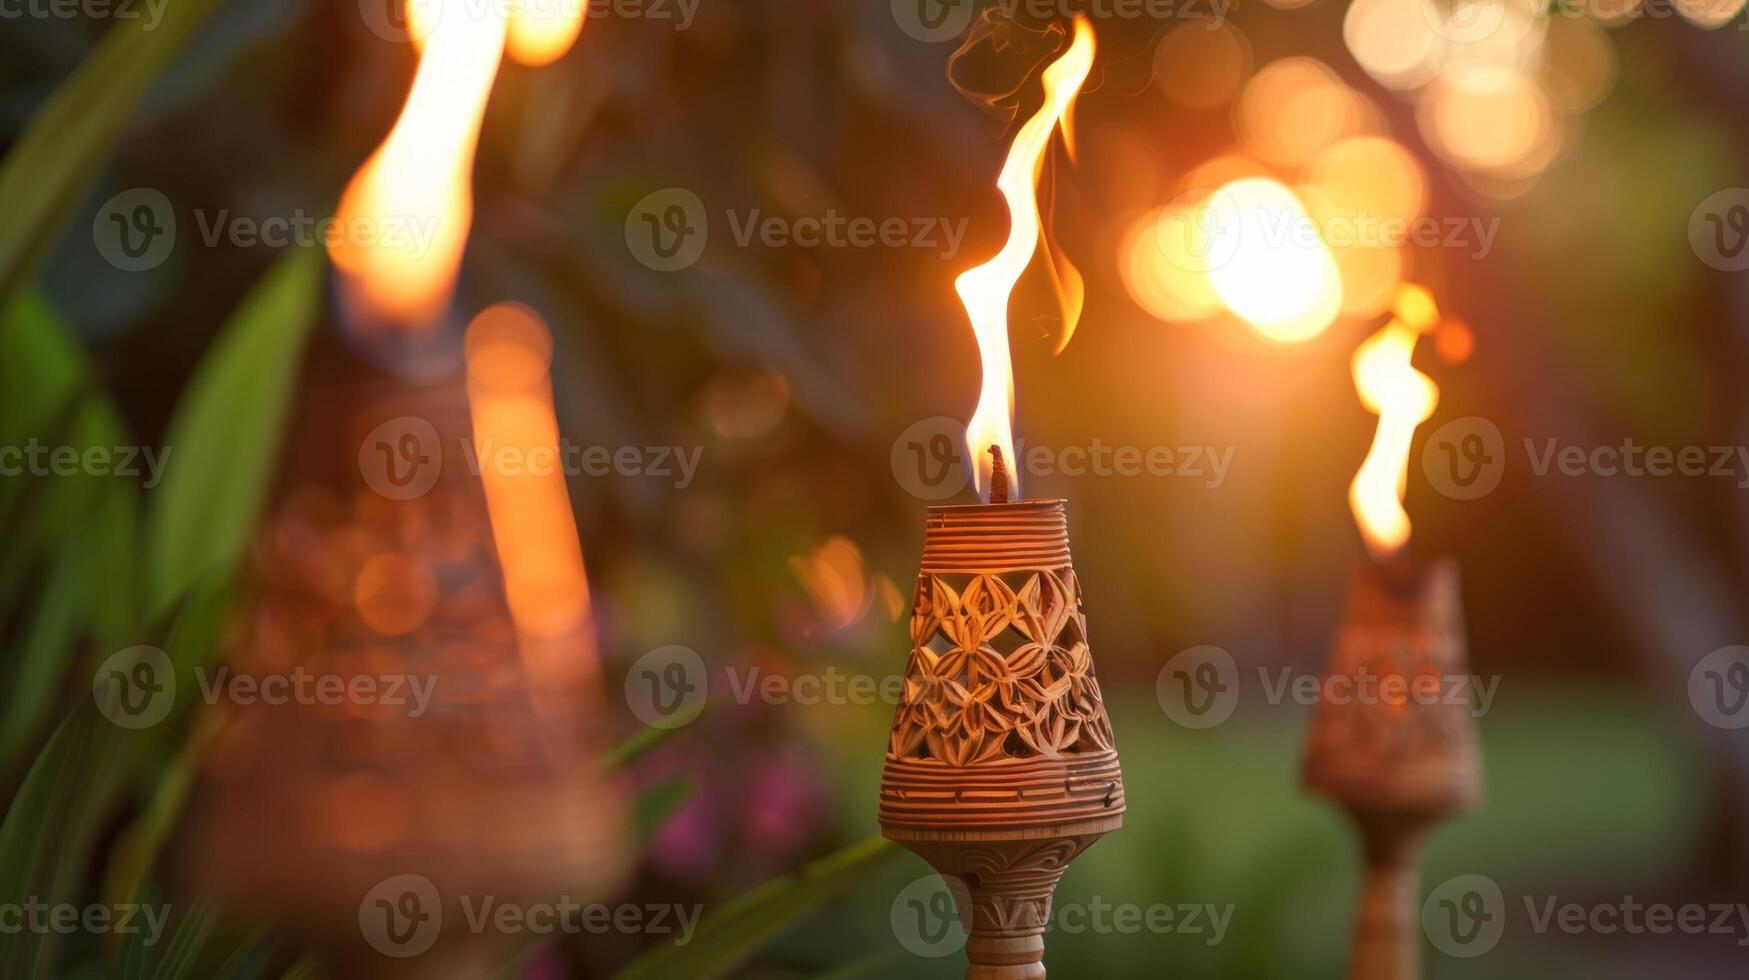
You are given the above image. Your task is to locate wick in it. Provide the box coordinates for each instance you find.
[988,446,1010,504]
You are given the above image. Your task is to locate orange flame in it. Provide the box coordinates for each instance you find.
[407,0,586,66]
[505,0,587,66]
[1349,284,1440,559]
[334,0,588,330]
[331,1,506,330]
[465,302,598,692]
[958,16,1096,501]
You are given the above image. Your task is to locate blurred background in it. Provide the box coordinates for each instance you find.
[2,0,1748,976]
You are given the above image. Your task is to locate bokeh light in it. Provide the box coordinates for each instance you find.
[1204,177,1345,343]
[1345,0,1444,90]
[1153,18,1253,110]
[1235,58,1368,168]
[1121,207,1225,323]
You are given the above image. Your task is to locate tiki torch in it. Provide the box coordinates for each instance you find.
[189,6,624,972]
[1301,285,1483,980]
[880,20,1123,979]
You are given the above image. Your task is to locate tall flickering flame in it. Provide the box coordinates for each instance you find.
[331,0,587,330]
[1349,284,1440,560]
[957,16,1095,502]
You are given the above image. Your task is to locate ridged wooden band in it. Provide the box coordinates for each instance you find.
[920,500,1072,574]
[880,751,1126,835]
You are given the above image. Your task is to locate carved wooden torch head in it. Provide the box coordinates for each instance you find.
[188,302,627,975]
[880,497,1124,979]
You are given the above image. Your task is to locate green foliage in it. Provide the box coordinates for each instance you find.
[0,0,228,298]
[613,836,902,980]
[143,247,324,619]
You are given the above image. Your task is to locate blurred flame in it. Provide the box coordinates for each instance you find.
[958,16,1095,501]
[506,0,587,66]
[787,536,872,635]
[336,0,588,330]
[1349,284,1440,560]
[465,302,598,692]
[408,0,586,66]
[1204,177,1343,343]
[332,0,506,330]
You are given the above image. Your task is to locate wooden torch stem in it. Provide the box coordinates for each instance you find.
[957,868,1064,980]
[1345,810,1432,980]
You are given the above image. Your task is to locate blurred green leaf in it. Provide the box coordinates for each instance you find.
[0,0,228,299]
[144,247,323,618]
[0,705,135,978]
[613,835,900,980]
[634,776,692,843]
[101,580,233,910]
[143,895,217,980]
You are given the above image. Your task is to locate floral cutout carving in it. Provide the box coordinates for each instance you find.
[889,568,1116,765]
